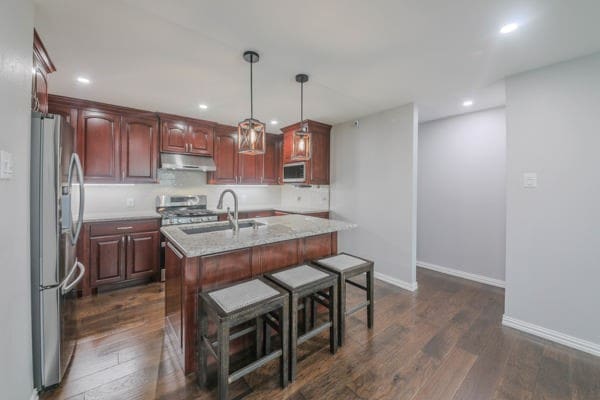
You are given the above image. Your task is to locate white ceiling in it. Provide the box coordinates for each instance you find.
[35,0,600,126]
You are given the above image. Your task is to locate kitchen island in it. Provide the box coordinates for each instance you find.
[161,214,356,373]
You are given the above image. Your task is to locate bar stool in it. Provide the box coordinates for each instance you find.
[197,278,289,400]
[312,253,374,346]
[265,264,338,382]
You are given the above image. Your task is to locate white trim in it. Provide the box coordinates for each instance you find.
[374,272,418,292]
[417,260,505,288]
[30,389,39,400]
[502,315,600,357]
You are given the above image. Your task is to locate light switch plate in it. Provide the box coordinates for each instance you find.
[0,150,14,180]
[523,172,537,188]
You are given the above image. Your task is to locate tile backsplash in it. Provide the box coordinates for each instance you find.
[82,170,329,215]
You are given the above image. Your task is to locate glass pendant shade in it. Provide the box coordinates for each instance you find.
[292,123,311,160]
[238,50,265,155]
[238,117,266,155]
[291,73,312,160]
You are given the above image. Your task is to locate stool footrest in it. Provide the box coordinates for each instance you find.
[298,321,332,345]
[228,349,283,384]
[310,292,332,308]
[346,301,370,316]
[346,279,367,291]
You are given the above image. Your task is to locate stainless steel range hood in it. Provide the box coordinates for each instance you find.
[160,153,216,172]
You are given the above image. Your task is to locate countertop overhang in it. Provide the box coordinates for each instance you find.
[161,214,356,257]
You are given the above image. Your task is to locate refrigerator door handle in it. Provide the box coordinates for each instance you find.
[62,153,85,245]
[61,260,85,295]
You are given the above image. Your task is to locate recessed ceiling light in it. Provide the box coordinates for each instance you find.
[462,100,474,107]
[76,76,90,84]
[198,104,208,110]
[270,120,278,125]
[500,23,519,35]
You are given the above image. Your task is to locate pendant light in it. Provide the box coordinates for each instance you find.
[292,73,311,160]
[238,50,266,155]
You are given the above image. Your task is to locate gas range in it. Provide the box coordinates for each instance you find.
[156,194,219,226]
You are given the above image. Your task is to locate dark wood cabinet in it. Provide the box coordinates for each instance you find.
[90,234,125,287]
[126,231,160,280]
[49,96,160,183]
[32,30,55,114]
[209,126,280,185]
[209,125,238,184]
[263,134,281,184]
[121,116,159,183]
[159,115,215,156]
[79,109,122,182]
[281,120,331,185]
[80,219,161,294]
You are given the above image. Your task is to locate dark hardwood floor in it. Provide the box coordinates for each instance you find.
[42,268,600,400]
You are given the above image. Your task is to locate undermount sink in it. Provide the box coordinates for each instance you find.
[181,221,265,235]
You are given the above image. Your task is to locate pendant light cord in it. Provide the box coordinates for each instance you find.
[250,61,253,119]
[300,81,304,125]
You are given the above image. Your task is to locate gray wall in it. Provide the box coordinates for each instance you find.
[330,104,418,289]
[0,0,35,398]
[505,52,600,347]
[418,108,506,282]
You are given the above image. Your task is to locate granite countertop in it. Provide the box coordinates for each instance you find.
[161,214,356,257]
[213,205,330,215]
[83,211,161,223]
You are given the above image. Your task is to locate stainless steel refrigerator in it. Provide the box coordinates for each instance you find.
[31,112,86,390]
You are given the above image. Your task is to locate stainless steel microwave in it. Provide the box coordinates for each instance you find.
[283,162,306,183]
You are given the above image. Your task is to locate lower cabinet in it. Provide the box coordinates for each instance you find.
[81,218,161,294]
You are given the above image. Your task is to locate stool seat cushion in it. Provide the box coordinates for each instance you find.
[316,254,366,271]
[271,264,329,288]
[209,279,279,313]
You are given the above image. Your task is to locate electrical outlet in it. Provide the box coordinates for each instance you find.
[126,198,135,208]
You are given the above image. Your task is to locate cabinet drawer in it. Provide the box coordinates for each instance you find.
[246,210,275,218]
[89,219,160,236]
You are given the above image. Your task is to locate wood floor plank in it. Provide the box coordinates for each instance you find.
[41,271,600,400]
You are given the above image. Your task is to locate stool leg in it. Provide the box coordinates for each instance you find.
[280,299,289,388]
[310,297,316,329]
[303,297,310,333]
[264,317,271,355]
[217,323,230,400]
[289,293,299,382]
[338,274,346,347]
[330,283,338,354]
[367,268,374,329]
[197,300,208,388]
[255,317,263,358]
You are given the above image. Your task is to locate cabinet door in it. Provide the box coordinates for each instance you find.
[32,62,49,113]
[187,122,214,156]
[161,119,188,153]
[239,153,263,184]
[78,110,121,182]
[282,129,294,164]
[209,127,238,184]
[308,129,330,185]
[121,116,159,183]
[262,134,280,184]
[165,243,184,349]
[126,231,159,280]
[90,234,125,286]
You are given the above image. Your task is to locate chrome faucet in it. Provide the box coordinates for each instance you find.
[216,189,239,232]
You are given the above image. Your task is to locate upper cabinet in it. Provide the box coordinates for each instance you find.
[49,96,159,183]
[281,120,331,185]
[159,115,215,157]
[208,125,280,185]
[32,30,56,114]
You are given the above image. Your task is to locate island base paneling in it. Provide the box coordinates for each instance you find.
[164,232,338,374]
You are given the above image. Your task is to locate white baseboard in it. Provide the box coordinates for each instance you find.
[417,260,505,288]
[30,389,39,400]
[374,272,418,292]
[502,315,600,357]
